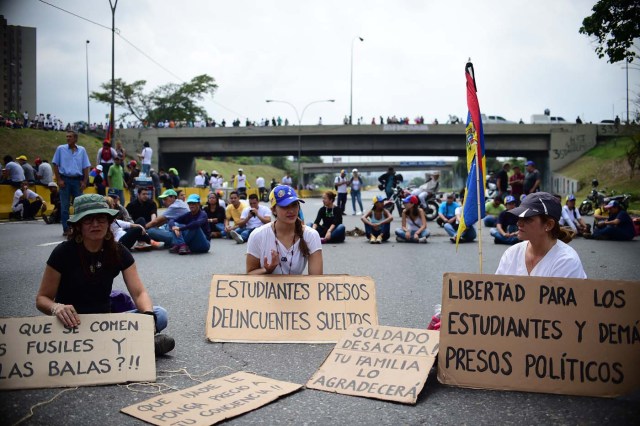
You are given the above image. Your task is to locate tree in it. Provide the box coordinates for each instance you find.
[579,0,640,63]
[91,74,218,123]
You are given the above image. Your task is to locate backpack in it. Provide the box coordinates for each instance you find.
[101,147,112,162]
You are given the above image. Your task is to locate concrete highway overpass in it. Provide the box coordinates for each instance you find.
[117,123,626,188]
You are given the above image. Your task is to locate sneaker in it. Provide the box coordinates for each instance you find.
[42,215,51,224]
[154,333,175,355]
[369,235,377,244]
[418,237,428,243]
[352,212,357,216]
[357,211,363,215]
[169,244,181,254]
[149,240,163,249]
[230,230,244,244]
[376,235,383,243]
[450,237,457,243]
[178,245,191,255]
[134,241,152,250]
[395,236,406,242]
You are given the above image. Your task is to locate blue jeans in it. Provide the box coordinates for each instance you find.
[60,177,83,232]
[309,223,346,242]
[592,225,634,241]
[483,215,498,227]
[126,306,168,332]
[444,223,476,242]
[351,189,363,213]
[109,188,124,204]
[491,225,519,245]
[212,222,227,238]
[235,227,257,242]
[171,227,211,253]
[147,225,174,247]
[142,164,151,175]
[395,228,430,241]
[365,223,390,241]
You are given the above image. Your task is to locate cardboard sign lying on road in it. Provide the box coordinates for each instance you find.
[121,371,301,426]
[206,275,378,343]
[438,273,640,397]
[0,314,155,390]
[307,325,439,404]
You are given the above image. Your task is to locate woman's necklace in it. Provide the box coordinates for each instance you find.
[272,222,296,274]
[79,244,104,275]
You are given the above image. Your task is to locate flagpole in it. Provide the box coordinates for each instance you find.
[476,160,483,273]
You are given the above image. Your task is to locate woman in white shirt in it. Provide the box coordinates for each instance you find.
[246,186,322,275]
[495,192,586,278]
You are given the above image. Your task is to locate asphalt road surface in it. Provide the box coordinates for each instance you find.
[1,190,639,425]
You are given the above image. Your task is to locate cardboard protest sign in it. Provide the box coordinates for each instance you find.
[121,371,301,425]
[0,314,155,390]
[206,275,378,343]
[438,273,640,397]
[307,325,439,404]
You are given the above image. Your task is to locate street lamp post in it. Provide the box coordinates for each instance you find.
[109,0,118,141]
[85,40,90,128]
[266,99,335,188]
[349,36,364,125]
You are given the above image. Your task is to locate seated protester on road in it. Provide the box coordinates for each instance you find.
[224,191,246,238]
[444,189,476,243]
[361,196,393,243]
[35,194,175,355]
[145,189,190,248]
[310,190,346,243]
[105,196,151,250]
[216,189,227,209]
[490,195,519,245]
[43,182,61,224]
[106,188,133,223]
[168,194,210,255]
[230,193,271,244]
[12,180,46,220]
[436,193,459,227]
[560,194,590,237]
[247,185,322,275]
[126,187,158,225]
[395,195,430,243]
[590,200,635,241]
[495,192,586,278]
[204,192,227,238]
[483,196,506,228]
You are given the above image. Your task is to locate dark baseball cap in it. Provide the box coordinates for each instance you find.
[508,192,561,221]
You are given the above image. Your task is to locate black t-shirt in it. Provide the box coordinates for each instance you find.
[497,209,518,229]
[205,204,226,225]
[496,169,508,193]
[47,241,135,314]
[314,205,343,234]
[126,198,158,222]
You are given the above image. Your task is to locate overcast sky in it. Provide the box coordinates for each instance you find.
[5,0,638,127]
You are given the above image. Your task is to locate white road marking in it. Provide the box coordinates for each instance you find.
[37,241,64,247]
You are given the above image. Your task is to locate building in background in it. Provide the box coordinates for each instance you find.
[0,15,36,117]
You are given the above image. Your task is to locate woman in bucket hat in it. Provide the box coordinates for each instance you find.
[246,185,322,275]
[495,192,586,278]
[36,194,175,355]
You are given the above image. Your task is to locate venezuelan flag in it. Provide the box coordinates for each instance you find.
[456,62,486,245]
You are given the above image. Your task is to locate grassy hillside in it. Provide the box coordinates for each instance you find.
[558,136,640,210]
[0,128,287,183]
[0,128,103,163]
[195,159,286,184]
